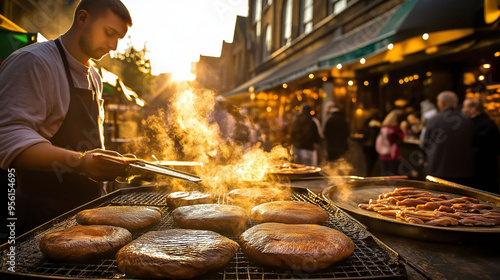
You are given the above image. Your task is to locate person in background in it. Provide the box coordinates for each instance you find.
[240,109,261,151]
[323,105,350,162]
[462,97,500,194]
[419,99,438,147]
[209,95,235,143]
[290,104,321,166]
[376,109,404,176]
[422,91,475,186]
[361,112,381,177]
[0,0,133,233]
[311,110,325,165]
[405,113,422,140]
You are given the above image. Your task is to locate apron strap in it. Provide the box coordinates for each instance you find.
[55,38,97,96]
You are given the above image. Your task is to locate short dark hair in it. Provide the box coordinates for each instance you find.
[75,0,132,26]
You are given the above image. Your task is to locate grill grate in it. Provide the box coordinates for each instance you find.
[108,190,168,206]
[1,187,406,279]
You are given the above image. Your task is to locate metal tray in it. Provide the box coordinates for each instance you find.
[0,184,406,279]
[267,167,322,181]
[322,179,500,243]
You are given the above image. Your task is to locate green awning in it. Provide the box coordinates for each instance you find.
[317,35,394,69]
[103,82,120,96]
[0,28,37,59]
[377,0,419,41]
[223,0,419,97]
[318,0,419,69]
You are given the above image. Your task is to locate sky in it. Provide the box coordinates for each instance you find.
[116,0,248,76]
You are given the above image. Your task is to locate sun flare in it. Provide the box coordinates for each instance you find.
[171,67,197,82]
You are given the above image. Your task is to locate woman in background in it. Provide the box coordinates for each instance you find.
[376,109,404,176]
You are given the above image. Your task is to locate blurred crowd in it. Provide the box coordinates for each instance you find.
[364,91,500,194]
[212,91,500,194]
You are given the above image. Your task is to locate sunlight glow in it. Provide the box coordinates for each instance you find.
[171,70,197,82]
[118,0,248,75]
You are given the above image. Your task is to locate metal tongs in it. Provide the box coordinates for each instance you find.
[93,153,202,183]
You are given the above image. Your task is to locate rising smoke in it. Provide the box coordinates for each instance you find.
[125,86,292,192]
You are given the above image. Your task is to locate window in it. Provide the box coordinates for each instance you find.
[263,0,272,8]
[328,0,347,16]
[300,0,313,35]
[281,0,293,46]
[254,0,262,38]
[263,25,272,59]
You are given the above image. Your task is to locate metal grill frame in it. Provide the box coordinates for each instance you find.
[0,185,407,279]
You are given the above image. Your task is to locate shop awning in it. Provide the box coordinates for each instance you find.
[223,42,330,98]
[392,0,485,44]
[0,29,37,59]
[0,15,37,59]
[224,0,483,98]
[317,0,418,69]
[223,2,413,98]
[223,68,275,98]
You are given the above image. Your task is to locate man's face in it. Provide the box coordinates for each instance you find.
[79,10,129,61]
[462,100,474,116]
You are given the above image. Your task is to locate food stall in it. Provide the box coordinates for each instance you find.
[1,164,499,279]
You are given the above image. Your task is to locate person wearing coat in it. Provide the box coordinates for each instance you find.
[422,91,475,186]
[323,106,350,162]
[290,104,321,166]
[462,97,500,194]
[376,109,404,176]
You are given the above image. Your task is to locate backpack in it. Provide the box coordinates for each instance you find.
[375,129,392,156]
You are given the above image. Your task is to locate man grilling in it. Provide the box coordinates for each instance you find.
[0,0,133,233]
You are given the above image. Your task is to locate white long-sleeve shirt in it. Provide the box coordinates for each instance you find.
[0,37,102,169]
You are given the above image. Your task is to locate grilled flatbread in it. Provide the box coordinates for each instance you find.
[76,206,162,230]
[40,225,132,262]
[240,223,354,270]
[116,229,239,279]
[167,191,216,208]
[251,201,329,224]
[172,204,248,235]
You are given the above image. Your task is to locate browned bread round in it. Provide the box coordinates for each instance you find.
[172,204,248,235]
[76,206,162,230]
[228,187,290,208]
[39,225,132,262]
[116,229,239,279]
[167,191,216,208]
[239,223,354,270]
[251,201,329,224]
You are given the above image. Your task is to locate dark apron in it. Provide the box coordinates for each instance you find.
[16,39,103,233]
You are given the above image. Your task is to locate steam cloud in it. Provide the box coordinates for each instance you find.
[125,85,292,193]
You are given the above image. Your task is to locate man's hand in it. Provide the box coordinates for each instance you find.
[76,149,132,181]
[12,143,136,182]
